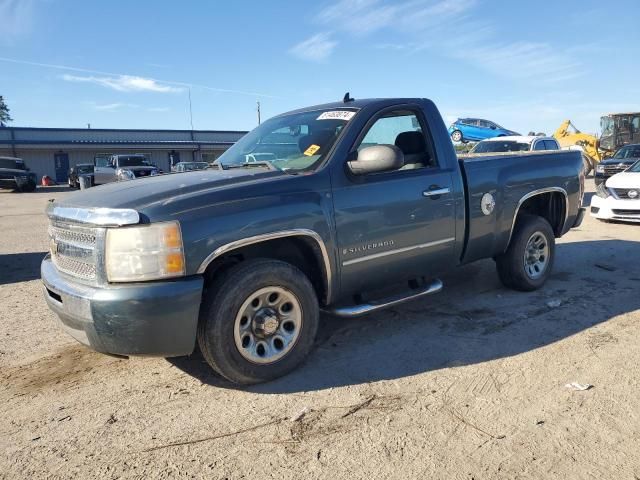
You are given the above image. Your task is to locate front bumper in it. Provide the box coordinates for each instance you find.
[41,256,204,357]
[590,195,640,223]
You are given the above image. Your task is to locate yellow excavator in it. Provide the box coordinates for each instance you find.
[553,120,602,176]
[554,113,640,175]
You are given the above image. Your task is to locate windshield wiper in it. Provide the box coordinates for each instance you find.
[220,161,280,171]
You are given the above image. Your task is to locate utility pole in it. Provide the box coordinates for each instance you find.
[256,101,261,125]
[188,87,194,131]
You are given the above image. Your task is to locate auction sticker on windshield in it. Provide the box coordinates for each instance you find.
[304,144,321,156]
[317,110,356,121]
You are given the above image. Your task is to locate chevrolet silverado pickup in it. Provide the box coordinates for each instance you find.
[93,154,160,185]
[42,98,586,384]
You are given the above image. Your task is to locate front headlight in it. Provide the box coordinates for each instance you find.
[596,182,610,199]
[105,221,185,282]
[595,164,605,174]
[150,169,159,176]
[116,168,135,180]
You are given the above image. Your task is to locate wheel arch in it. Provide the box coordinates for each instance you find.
[506,188,568,249]
[197,229,333,305]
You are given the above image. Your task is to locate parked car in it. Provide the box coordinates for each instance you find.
[470,136,560,153]
[93,154,160,185]
[0,156,37,192]
[448,118,520,143]
[594,144,640,186]
[68,164,95,189]
[174,161,210,172]
[42,97,584,384]
[590,160,640,222]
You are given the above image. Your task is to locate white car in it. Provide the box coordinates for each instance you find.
[470,135,560,153]
[590,161,640,223]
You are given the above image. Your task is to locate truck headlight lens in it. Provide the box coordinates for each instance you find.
[595,164,605,174]
[595,182,610,199]
[105,221,185,282]
[116,168,135,180]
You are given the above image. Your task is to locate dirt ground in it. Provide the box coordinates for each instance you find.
[1,180,639,479]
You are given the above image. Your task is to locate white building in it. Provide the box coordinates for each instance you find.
[0,127,247,182]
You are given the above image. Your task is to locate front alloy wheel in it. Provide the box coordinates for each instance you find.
[451,130,463,143]
[197,258,319,384]
[234,286,302,364]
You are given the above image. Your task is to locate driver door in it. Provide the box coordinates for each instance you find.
[331,107,457,296]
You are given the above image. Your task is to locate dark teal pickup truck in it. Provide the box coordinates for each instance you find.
[42,98,585,384]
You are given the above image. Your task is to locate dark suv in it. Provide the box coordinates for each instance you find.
[595,144,640,185]
[0,156,37,192]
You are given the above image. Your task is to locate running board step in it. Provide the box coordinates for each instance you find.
[326,279,443,318]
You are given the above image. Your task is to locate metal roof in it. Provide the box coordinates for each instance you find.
[0,126,247,147]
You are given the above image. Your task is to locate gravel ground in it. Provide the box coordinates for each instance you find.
[1,180,639,479]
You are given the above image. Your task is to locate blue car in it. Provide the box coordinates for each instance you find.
[448,118,520,143]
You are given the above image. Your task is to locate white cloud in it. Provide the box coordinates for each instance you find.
[0,57,278,98]
[0,0,35,42]
[62,74,183,93]
[148,107,170,112]
[289,32,338,62]
[310,0,581,84]
[88,102,139,111]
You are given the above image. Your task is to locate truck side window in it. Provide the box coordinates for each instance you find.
[544,140,559,150]
[533,140,547,151]
[357,110,436,171]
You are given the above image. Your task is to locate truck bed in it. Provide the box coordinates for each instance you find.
[457,150,583,264]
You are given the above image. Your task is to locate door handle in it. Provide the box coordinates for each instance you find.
[423,187,450,198]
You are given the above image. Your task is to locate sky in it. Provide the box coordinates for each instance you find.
[1,0,639,135]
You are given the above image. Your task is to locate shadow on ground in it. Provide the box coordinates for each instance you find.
[169,238,640,393]
[0,252,48,285]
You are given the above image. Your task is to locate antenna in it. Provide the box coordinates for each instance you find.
[343,92,354,103]
[188,87,194,130]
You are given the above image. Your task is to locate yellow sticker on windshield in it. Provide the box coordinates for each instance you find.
[304,144,321,156]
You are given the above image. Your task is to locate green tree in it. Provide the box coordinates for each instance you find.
[0,96,13,126]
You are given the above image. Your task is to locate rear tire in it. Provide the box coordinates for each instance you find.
[197,258,319,385]
[496,215,555,292]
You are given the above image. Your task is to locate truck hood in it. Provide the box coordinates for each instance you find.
[120,165,156,171]
[58,168,286,210]
[0,168,29,176]
[600,157,638,166]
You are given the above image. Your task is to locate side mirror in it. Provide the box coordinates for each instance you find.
[347,145,404,175]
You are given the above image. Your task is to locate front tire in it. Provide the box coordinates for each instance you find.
[451,130,463,143]
[197,259,319,384]
[496,215,555,291]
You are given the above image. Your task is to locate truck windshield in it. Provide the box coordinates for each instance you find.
[0,158,26,170]
[216,108,358,172]
[472,141,530,153]
[613,145,640,159]
[118,157,150,167]
[76,165,94,174]
[601,117,614,137]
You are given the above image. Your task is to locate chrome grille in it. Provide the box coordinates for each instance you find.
[603,165,629,176]
[613,188,639,199]
[48,221,99,281]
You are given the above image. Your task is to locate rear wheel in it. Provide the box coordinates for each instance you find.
[451,130,463,143]
[197,259,319,384]
[496,215,555,291]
